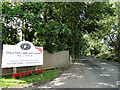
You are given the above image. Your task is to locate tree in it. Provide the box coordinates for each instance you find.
[2,2,116,59]
[2,2,46,45]
[44,2,115,57]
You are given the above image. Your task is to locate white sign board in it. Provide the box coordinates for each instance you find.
[1,41,43,68]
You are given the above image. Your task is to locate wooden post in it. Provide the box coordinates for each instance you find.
[35,67,37,70]
[13,67,17,74]
[13,29,23,74]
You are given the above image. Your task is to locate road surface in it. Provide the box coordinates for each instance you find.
[28,57,119,88]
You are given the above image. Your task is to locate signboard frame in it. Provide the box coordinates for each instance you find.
[1,41,43,69]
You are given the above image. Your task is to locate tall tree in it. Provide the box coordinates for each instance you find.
[2,2,116,58]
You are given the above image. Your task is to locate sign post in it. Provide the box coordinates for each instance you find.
[1,41,43,71]
[13,29,23,74]
[13,67,17,74]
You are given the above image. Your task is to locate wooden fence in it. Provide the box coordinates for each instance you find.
[1,51,69,76]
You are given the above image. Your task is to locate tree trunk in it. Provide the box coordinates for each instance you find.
[72,45,75,61]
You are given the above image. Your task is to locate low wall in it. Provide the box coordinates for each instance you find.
[1,51,69,76]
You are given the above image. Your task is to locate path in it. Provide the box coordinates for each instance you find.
[27,57,119,88]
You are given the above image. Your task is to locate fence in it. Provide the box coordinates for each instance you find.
[1,50,69,76]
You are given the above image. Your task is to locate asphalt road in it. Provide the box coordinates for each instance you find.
[29,57,119,88]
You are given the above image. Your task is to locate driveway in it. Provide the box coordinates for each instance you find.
[28,57,119,88]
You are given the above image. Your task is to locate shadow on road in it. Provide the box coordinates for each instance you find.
[25,57,119,88]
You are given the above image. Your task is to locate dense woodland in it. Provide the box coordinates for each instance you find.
[1,2,120,61]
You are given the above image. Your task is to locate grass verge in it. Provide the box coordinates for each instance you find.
[1,68,60,88]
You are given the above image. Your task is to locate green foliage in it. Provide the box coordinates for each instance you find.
[2,2,46,44]
[44,21,71,53]
[2,24,20,44]
[2,2,117,59]
[95,2,119,59]
[96,52,120,62]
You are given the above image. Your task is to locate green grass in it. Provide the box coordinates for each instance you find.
[1,68,60,88]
